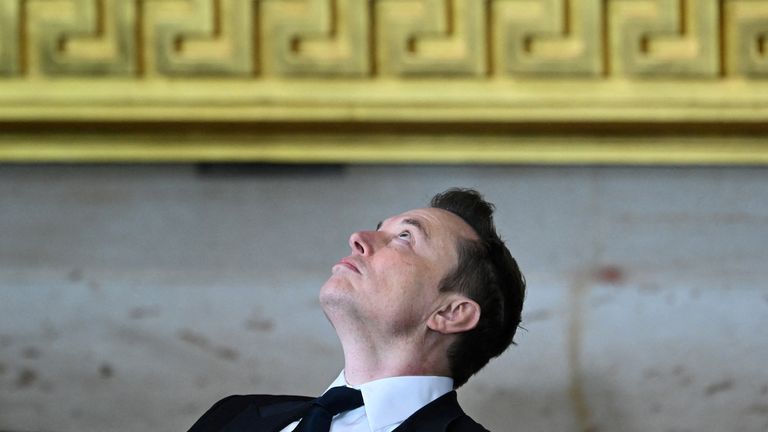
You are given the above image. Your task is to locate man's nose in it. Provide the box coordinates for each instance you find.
[349,231,375,256]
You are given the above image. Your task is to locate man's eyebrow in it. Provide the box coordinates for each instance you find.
[377,218,430,239]
[401,218,430,239]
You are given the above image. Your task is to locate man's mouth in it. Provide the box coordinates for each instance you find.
[337,258,361,274]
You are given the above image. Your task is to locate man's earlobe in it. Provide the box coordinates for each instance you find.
[427,296,480,335]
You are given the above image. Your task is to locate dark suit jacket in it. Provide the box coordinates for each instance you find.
[187,390,489,432]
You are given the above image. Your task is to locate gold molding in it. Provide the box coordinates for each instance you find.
[1,1,767,164]
[3,123,767,164]
[2,134,768,165]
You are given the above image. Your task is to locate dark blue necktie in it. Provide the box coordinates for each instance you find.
[295,386,364,432]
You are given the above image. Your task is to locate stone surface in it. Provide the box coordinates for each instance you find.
[0,165,766,432]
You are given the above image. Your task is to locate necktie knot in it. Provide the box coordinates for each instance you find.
[296,386,363,432]
[313,386,363,416]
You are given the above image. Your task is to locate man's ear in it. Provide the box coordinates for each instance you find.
[427,295,480,335]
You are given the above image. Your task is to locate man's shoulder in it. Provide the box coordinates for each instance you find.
[447,398,491,432]
[405,391,490,432]
[187,393,312,432]
[202,393,313,416]
[213,393,312,408]
[448,413,491,432]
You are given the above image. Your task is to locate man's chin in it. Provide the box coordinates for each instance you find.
[319,291,365,332]
[320,271,353,291]
[319,279,357,315]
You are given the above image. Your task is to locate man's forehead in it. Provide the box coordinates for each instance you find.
[380,207,478,240]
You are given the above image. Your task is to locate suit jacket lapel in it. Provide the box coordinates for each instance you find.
[222,399,312,432]
[392,391,464,432]
[217,390,464,432]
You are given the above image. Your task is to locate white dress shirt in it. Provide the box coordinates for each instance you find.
[279,371,454,432]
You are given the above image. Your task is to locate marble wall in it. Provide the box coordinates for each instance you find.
[0,165,766,432]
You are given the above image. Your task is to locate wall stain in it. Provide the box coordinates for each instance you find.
[568,273,598,432]
[129,306,161,320]
[244,318,275,332]
[592,265,625,286]
[177,328,240,361]
[704,379,734,396]
[214,347,239,361]
[99,363,114,379]
[672,365,694,387]
[67,268,83,282]
[643,368,661,380]
[15,368,38,389]
[745,404,768,415]
[22,346,41,359]
[178,329,209,348]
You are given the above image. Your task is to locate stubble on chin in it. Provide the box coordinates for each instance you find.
[319,277,366,329]
[320,277,351,313]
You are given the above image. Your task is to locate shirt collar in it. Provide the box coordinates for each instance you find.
[327,371,454,432]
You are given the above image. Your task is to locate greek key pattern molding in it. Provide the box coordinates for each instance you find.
[1,0,766,78]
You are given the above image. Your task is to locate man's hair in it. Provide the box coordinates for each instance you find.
[430,188,525,388]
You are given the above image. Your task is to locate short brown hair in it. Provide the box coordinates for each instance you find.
[430,188,526,387]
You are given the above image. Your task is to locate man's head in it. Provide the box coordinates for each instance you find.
[320,188,524,387]
[429,188,525,387]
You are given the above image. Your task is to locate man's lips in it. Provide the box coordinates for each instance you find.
[336,258,361,274]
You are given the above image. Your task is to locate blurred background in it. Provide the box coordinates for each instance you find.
[1,164,767,432]
[1,1,768,432]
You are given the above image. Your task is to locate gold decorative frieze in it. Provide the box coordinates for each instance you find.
[725,0,768,77]
[493,0,603,76]
[0,0,767,163]
[610,0,720,77]
[2,0,767,79]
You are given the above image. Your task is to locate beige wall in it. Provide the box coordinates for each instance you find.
[0,165,767,432]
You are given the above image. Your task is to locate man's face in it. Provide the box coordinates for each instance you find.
[319,207,478,337]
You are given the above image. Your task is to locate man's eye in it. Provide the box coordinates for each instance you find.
[398,231,412,240]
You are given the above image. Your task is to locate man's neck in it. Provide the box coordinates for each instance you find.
[336,326,452,386]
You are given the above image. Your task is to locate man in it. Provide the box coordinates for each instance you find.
[188,188,525,432]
